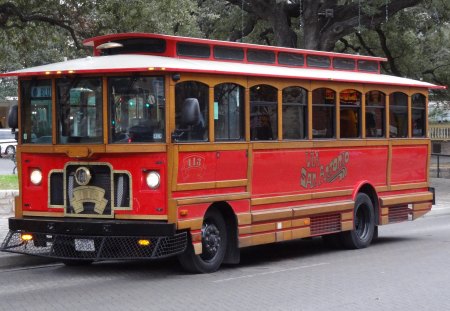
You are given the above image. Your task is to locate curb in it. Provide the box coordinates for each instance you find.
[0,190,18,216]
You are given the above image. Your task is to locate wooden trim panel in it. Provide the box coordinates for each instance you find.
[389,182,428,191]
[237,213,252,226]
[341,220,354,231]
[115,214,168,220]
[175,193,250,205]
[379,192,433,206]
[252,208,293,223]
[175,179,248,191]
[252,190,352,206]
[177,218,203,230]
[22,211,64,217]
[293,201,354,217]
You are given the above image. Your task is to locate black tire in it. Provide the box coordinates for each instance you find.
[178,209,227,273]
[341,193,375,249]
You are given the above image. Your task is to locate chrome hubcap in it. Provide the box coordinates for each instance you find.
[201,222,221,261]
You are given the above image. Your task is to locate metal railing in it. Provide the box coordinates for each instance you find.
[429,124,450,140]
[431,153,450,178]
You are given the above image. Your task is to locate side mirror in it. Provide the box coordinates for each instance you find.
[8,104,18,130]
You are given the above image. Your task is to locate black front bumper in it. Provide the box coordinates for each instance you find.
[1,218,187,261]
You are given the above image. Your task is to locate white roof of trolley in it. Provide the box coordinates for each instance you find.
[0,54,445,89]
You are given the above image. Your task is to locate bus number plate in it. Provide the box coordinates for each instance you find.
[75,239,95,252]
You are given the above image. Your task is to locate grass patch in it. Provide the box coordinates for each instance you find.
[0,174,18,189]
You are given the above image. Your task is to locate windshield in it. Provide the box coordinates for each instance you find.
[109,76,165,143]
[20,75,166,145]
[20,79,53,144]
[56,77,103,144]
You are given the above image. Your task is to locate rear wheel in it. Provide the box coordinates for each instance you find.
[341,193,375,249]
[178,209,227,273]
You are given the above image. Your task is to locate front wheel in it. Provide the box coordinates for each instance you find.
[178,209,227,273]
[341,193,375,249]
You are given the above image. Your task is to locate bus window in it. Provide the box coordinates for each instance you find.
[282,86,307,139]
[250,84,278,140]
[365,91,385,138]
[312,88,335,139]
[174,81,209,141]
[214,83,245,141]
[412,93,426,137]
[20,79,52,144]
[109,76,165,143]
[56,77,103,144]
[340,89,361,139]
[389,92,408,138]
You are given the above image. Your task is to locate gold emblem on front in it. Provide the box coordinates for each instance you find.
[71,186,108,214]
[75,167,91,186]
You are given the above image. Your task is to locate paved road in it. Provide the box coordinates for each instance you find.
[0,179,448,310]
[0,157,16,175]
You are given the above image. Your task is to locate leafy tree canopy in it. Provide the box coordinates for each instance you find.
[0,0,448,100]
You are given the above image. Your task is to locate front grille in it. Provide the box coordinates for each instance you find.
[310,214,341,236]
[66,164,112,217]
[114,173,131,208]
[1,230,187,260]
[388,205,410,223]
[48,163,132,217]
[49,172,64,206]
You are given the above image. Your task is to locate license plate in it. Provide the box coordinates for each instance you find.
[74,239,95,252]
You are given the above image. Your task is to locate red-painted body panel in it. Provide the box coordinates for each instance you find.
[177,152,216,184]
[391,145,428,184]
[177,150,247,184]
[251,146,388,198]
[21,153,167,216]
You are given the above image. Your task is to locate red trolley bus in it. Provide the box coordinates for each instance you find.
[0,33,444,273]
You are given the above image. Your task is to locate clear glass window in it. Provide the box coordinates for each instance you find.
[56,77,103,144]
[109,76,165,143]
[389,92,408,138]
[340,89,361,138]
[278,53,304,66]
[174,81,209,142]
[412,93,426,137]
[214,83,245,141]
[214,46,244,61]
[312,88,335,138]
[358,60,379,72]
[247,49,276,64]
[365,91,386,138]
[20,79,52,144]
[250,85,278,140]
[282,86,307,139]
[333,58,356,70]
[307,55,331,68]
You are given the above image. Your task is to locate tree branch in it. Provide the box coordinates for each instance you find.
[374,26,402,76]
[0,2,85,50]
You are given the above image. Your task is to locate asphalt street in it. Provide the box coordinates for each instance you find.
[0,157,16,175]
[0,178,448,310]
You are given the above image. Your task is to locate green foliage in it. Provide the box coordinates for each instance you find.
[0,0,449,101]
[0,175,18,190]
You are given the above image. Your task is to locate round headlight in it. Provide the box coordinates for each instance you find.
[146,171,160,189]
[30,169,42,185]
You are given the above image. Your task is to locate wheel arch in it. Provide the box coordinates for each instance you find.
[352,181,380,225]
[206,201,240,264]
